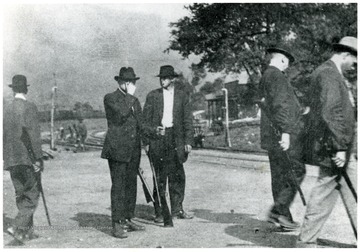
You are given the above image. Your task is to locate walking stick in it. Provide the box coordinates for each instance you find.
[34,165,52,226]
[342,169,357,202]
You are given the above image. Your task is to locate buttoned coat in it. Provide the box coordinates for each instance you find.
[142,87,193,164]
[101,89,142,162]
[3,98,42,170]
[259,66,304,150]
[304,60,355,167]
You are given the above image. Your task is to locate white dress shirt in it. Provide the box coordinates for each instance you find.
[161,86,174,128]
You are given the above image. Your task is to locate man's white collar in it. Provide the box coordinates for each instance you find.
[15,93,26,100]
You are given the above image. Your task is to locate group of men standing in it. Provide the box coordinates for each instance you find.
[259,36,357,247]
[100,65,194,238]
[3,35,357,247]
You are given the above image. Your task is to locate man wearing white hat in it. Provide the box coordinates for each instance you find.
[297,36,357,247]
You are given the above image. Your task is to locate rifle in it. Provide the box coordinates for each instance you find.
[147,152,172,223]
[257,99,307,206]
[147,153,161,207]
[138,167,155,203]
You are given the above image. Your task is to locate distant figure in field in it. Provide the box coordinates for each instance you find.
[59,126,65,141]
[77,118,87,151]
[68,125,74,141]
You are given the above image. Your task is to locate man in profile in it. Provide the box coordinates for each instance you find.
[297,36,357,247]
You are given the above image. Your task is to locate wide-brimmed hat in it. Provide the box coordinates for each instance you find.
[266,47,295,63]
[114,67,140,81]
[8,75,29,88]
[156,65,179,78]
[333,36,357,55]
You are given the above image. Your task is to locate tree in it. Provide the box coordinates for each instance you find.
[199,78,224,95]
[167,3,357,87]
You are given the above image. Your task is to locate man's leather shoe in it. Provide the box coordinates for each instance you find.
[112,223,128,239]
[164,223,174,228]
[277,216,300,230]
[6,226,26,243]
[267,212,280,226]
[164,218,174,227]
[173,210,193,219]
[24,231,40,241]
[154,215,164,223]
[267,212,299,230]
[125,219,145,231]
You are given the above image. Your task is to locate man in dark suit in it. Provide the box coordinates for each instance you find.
[143,65,194,227]
[101,67,145,238]
[3,75,44,242]
[297,37,357,247]
[259,47,306,230]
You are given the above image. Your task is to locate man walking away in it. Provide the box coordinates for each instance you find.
[3,75,44,243]
[297,36,357,248]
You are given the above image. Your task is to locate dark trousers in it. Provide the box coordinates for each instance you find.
[9,165,40,232]
[268,134,306,220]
[108,155,139,222]
[151,128,186,218]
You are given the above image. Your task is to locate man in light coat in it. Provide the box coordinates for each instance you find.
[297,36,357,247]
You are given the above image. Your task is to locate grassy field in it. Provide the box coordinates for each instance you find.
[40,118,108,133]
[40,118,264,153]
[203,125,264,153]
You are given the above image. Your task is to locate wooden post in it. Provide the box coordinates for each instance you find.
[50,73,57,150]
[222,88,232,147]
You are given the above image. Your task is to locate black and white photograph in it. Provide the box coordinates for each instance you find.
[2,1,358,248]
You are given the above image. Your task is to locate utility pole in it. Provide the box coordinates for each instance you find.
[222,87,232,147]
[50,73,57,150]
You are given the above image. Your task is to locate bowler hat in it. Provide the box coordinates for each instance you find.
[333,36,357,55]
[114,67,140,81]
[266,47,295,63]
[8,75,29,88]
[156,65,179,78]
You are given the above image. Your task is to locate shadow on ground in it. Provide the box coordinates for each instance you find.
[192,209,356,248]
[192,208,296,248]
[71,212,113,236]
[71,204,156,237]
[317,239,356,248]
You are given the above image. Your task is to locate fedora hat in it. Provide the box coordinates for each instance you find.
[8,75,29,88]
[156,65,179,78]
[266,47,295,63]
[333,36,357,55]
[114,67,140,81]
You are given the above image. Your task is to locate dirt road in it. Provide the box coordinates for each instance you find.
[3,148,357,248]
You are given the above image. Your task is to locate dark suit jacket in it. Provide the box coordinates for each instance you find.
[142,87,193,164]
[304,60,355,167]
[259,66,304,150]
[101,89,142,163]
[3,98,42,170]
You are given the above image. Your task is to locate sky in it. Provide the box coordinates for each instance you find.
[2,3,200,109]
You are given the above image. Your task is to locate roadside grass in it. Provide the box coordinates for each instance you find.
[40,118,265,153]
[203,125,265,153]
